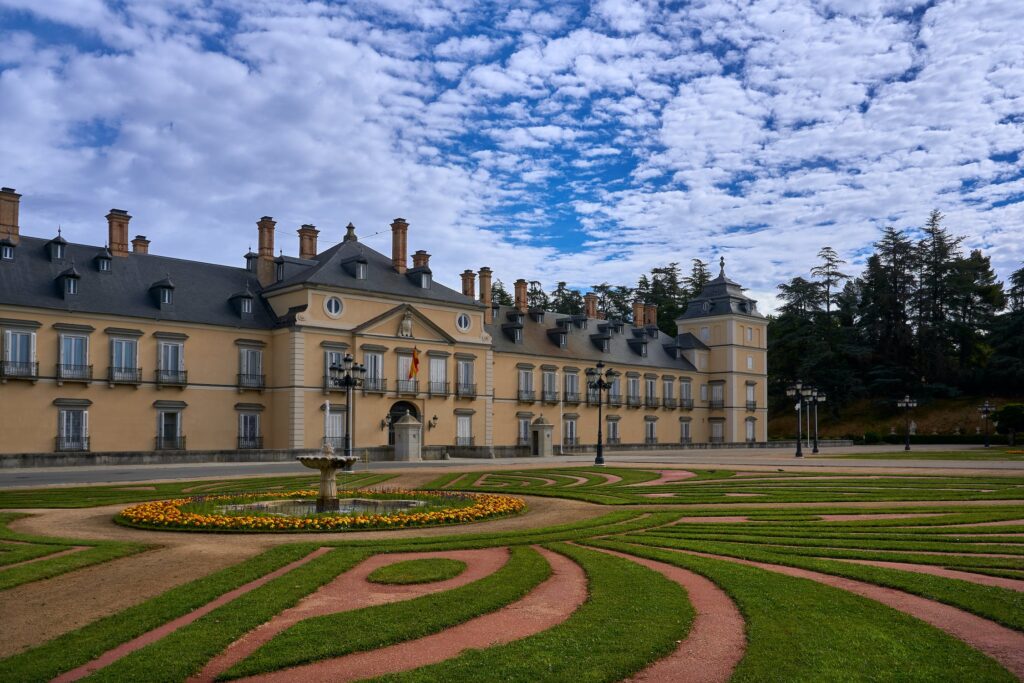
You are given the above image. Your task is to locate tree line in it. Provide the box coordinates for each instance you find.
[769,210,1024,413]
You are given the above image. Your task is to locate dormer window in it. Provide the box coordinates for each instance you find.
[0,244,13,260]
[57,263,81,298]
[641,343,648,357]
[420,272,431,288]
[48,233,68,262]
[244,252,258,273]
[356,262,366,279]
[66,278,78,295]
[54,243,65,260]
[559,333,567,348]
[275,262,284,282]
[241,298,252,314]
[160,288,172,305]
[602,339,609,352]
[98,258,110,272]
[150,276,175,308]
[513,328,522,343]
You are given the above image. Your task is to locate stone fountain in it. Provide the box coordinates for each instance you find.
[297,441,358,512]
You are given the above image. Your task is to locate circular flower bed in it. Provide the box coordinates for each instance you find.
[116,488,525,532]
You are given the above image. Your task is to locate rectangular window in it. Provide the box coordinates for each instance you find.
[610,376,621,398]
[564,373,579,400]
[628,377,640,400]
[157,411,182,449]
[2,329,36,376]
[429,356,447,394]
[746,419,756,442]
[60,334,88,366]
[0,245,13,260]
[680,381,691,400]
[57,409,88,451]
[456,414,472,445]
[663,379,674,400]
[325,350,344,377]
[158,341,185,384]
[110,338,138,383]
[364,352,383,378]
[747,355,754,370]
[645,378,656,399]
[710,421,724,443]
[239,348,263,388]
[607,419,619,443]
[564,418,577,445]
[518,369,533,394]
[66,278,78,295]
[700,384,708,401]
[397,355,415,393]
[746,384,756,402]
[700,326,709,341]
[456,359,474,395]
[238,412,261,449]
[542,371,557,400]
[645,420,657,443]
[746,327,753,342]
[518,417,530,445]
[711,384,724,402]
[325,408,346,448]
[680,420,691,443]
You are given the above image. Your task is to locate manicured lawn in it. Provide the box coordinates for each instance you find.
[816,450,1024,461]
[367,558,468,585]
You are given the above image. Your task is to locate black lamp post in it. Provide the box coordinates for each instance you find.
[896,394,917,451]
[329,353,367,461]
[786,382,811,458]
[810,390,826,454]
[585,362,618,466]
[978,400,995,449]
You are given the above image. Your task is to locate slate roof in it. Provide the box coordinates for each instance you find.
[486,305,698,372]
[677,258,763,321]
[262,236,479,309]
[0,236,275,329]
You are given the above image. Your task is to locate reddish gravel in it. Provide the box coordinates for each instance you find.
[191,548,510,681]
[590,547,745,683]
[826,557,1024,591]
[53,547,333,683]
[672,548,1024,679]
[632,470,698,486]
[933,519,1024,528]
[239,546,587,683]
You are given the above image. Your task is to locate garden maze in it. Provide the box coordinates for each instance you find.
[1,464,1023,682]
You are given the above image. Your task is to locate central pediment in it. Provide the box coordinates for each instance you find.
[353,303,455,344]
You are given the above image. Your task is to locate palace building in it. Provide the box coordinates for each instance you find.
[0,186,767,460]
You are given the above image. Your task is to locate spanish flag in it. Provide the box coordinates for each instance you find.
[409,347,420,380]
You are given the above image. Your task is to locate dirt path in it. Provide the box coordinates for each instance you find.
[590,546,744,683]
[824,557,1024,591]
[630,470,697,486]
[238,546,587,682]
[667,547,1024,679]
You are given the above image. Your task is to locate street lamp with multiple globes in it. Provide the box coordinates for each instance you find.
[785,382,813,458]
[585,361,619,466]
[328,353,367,462]
[809,390,826,454]
[978,400,996,449]
[896,394,917,451]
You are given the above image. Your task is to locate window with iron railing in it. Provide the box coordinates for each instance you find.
[363,377,387,393]
[55,436,89,452]
[57,364,93,382]
[455,382,476,397]
[397,379,419,394]
[238,436,264,449]
[156,435,187,450]
[428,381,448,396]
[238,373,265,389]
[109,366,142,384]
[156,369,188,385]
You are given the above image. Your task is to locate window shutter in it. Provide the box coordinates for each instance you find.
[178,345,185,371]
[83,411,89,437]
[2,330,10,362]
[30,332,37,362]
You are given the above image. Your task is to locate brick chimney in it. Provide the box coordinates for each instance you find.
[584,292,598,319]
[256,216,276,286]
[0,187,20,245]
[131,235,150,254]
[107,209,131,257]
[632,299,645,326]
[514,278,528,313]
[460,269,476,297]
[390,218,408,273]
[645,303,658,326]
[297,224,319,260]
[479,267,493,324]
[411,249,430,269]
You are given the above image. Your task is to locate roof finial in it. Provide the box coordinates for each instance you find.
[344,222,358,243]
[57,225,62,237]
[719,256,726,277]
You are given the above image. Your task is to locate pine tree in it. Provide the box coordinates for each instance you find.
[526,280,549,309]
[810,246,849,317]
[684,258,710,297]
[1008,263,1024,313]
[549,282,584,315]
[491,279,514,307]
[914,209,964,386]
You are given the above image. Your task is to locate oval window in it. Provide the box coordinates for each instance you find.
[324,296,343,318]
[456,313,471,332]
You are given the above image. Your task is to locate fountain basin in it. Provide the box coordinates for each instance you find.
[218,497,427,516]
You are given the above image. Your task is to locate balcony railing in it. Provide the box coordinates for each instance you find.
[680,398,694,410]
[542,390,559,403]
[608,393,623,407]
[680,436,692,444]
[455,436,475,446]
[517,436,530,446]
[663,397,678,409]
[709,399,725,409]
[709,435,725,444]
[109,366,142,384]
[156,369,188,386]
[155,435,187,450]
[323,375,345,392]
[455,382,477,398]
[57,364,92,382]
[563,391,581,404]
[0,360,38,380]
[237,436,264,450]
[518,389,535,402]
[397,379,419,395]
[237,373,265,390]
[587,393,602,406]
[626,395,641,407]
[645,436,658,445]
[428,381,449,396]
[607,436,621,445]
[644,396,659,408]
[363,377,387,393]
[746,401,757,411]
[55,436,89,452]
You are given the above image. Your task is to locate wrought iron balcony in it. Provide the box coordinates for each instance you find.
[237,373,265,390]
[517,436,530,446]
[663,397,678,409]
[680,398,694,410]
[680,436,692,444]
[709,399,725,409]
[644,396,659,408]
[108,366,142,384]
[57,364,92,383]
[542,390,559,403]
[626,395,641,407]
[323,375,346,392]
[518,389,536,402]
[396,379,419,395]
[709,435,725,444]
[586,392,602,406]
[607,393,623,407]
[55,436,89,452]
[363,377,387,393]
[155,435,186,450]
[237,436,264,450]
[455,382,477,398]
[428,381,449,396]
[746,401,757,411]
[645,436,658,445]
[606,436,621,445]
[0,360,38,380]
[156,369,188,387]
[563,391,581,404]
[455,436,475,446]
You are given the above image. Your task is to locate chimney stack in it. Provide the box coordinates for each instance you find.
[632,299,645,326]
[107,209,131,257]
[256,216,277,286]
[297,224,319,260]
[460,269,476,297]
[479,267,493,324]
[390,218,409,273]
[514,278,528,313]
[645,303,658,326]
[0,187,20,245]
[411,249,430,269]
[584,292,598,319]
[131,235,150,254]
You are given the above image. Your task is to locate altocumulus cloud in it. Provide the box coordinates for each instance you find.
[0,0,1021,309]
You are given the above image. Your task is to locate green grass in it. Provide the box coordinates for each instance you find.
[222,546,550,680]
[367,558,467,585]
[587,540,1016,682]
[816,450,1024,461]
[370,542,692,683]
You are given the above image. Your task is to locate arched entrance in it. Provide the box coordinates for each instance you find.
[388,401,419,445]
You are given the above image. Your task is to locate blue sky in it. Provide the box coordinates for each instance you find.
[1,0,1022,311]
